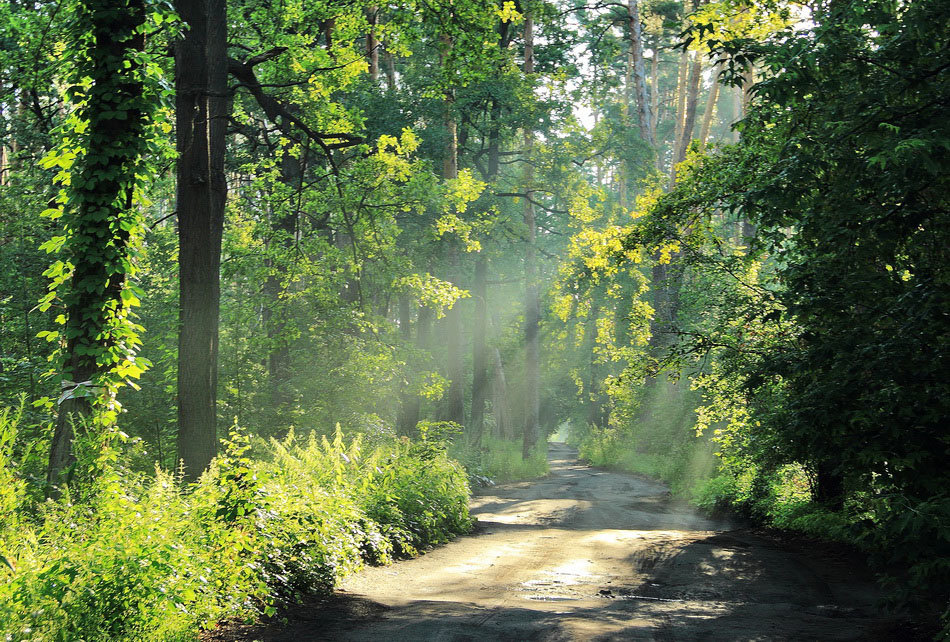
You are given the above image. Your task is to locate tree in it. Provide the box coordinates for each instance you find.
[174,0,228,480]
[44,0,156,486]
[626,1,654,146]
[521,10,541,459]
[604,0,949,614]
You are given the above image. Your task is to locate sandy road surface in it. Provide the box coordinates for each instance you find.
[219,443,898,641]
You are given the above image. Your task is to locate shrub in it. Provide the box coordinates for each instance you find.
[0,414,473,641]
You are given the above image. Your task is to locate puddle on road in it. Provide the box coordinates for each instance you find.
[521,579,569,587]
[523,595,578,602]
[514,558,606,605]
[516,578,583,603]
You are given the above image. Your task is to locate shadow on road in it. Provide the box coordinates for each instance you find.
[206,443,915,642]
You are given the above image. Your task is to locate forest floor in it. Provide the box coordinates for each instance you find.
[210,443,915,641]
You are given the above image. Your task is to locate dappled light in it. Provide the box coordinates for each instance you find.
[215,444,889,640]
[0,0,945,638]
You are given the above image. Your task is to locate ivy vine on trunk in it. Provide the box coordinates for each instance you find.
[40,0,167,490]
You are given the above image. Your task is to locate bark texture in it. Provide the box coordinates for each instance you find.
[627,1,654,145]
[671,51,702,182]
[522,14,540,460]
[699,63,722,145]
[175,0,228,481]
[366,6,379,82]
[440,88,465,427]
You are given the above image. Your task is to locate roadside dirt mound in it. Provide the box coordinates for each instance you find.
[211,443,910,641]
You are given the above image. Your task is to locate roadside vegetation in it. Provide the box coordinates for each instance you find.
[0,0,945,638]
[0,409,472,641]
[561,1,949,631]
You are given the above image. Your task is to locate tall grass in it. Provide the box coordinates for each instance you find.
[574,378,869,547]
[575,378,717,497]
[451,436,548,485]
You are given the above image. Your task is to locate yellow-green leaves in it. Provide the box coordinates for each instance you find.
[394,273,470,319]
[375,129,422,182]
[444,168,486,213]
[495,1,524,25]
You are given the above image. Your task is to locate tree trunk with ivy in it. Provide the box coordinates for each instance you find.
[175,0,228,481]
[47,0,150,488]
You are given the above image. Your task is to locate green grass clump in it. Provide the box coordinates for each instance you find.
[0,414,473,641]
[451,436,548,484]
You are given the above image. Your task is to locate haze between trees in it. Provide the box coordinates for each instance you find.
[0,0,946,638]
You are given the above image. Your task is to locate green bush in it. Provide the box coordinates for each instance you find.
[694,473,739,512]
[866,494,950,630]
[0,413,473,641]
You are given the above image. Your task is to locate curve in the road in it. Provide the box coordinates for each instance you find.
[216,442,898,641]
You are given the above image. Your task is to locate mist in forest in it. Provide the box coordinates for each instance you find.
[0,0,946,638]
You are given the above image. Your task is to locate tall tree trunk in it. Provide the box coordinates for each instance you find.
[623,25,633,127]
[522,13,540,460]
[438,32,465,427]
[474,81,508,437]
[742,64,754,116]
[441,250,465,426]
[670,47,689,179]
[731,84,742,142]
[383,49,396,92]
[49,0,148,487]
[650,47,659,147]
[175,0,228,481]
[592,67,604,185]
[620,18,632,210]
[699,63,721,145]
[671,51,702,182]
[470,255,489,443]
[627,1,654,145]
[491,346,512,439]
[0,104,7,185]
[366,6,379,83]
[736,62,756,236]
[469,92,499,439]
[488,306,512,441]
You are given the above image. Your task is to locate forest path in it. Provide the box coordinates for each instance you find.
[219,443,893,641]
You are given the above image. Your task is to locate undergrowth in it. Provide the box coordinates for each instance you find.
[573,380,949,635]
[0,411,473,641]
[574,378,717,497]
[451,436,548,485]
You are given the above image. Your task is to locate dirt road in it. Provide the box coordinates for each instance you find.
[223,443,898,641]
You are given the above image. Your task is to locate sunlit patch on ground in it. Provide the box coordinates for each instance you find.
[253,443,889,641]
